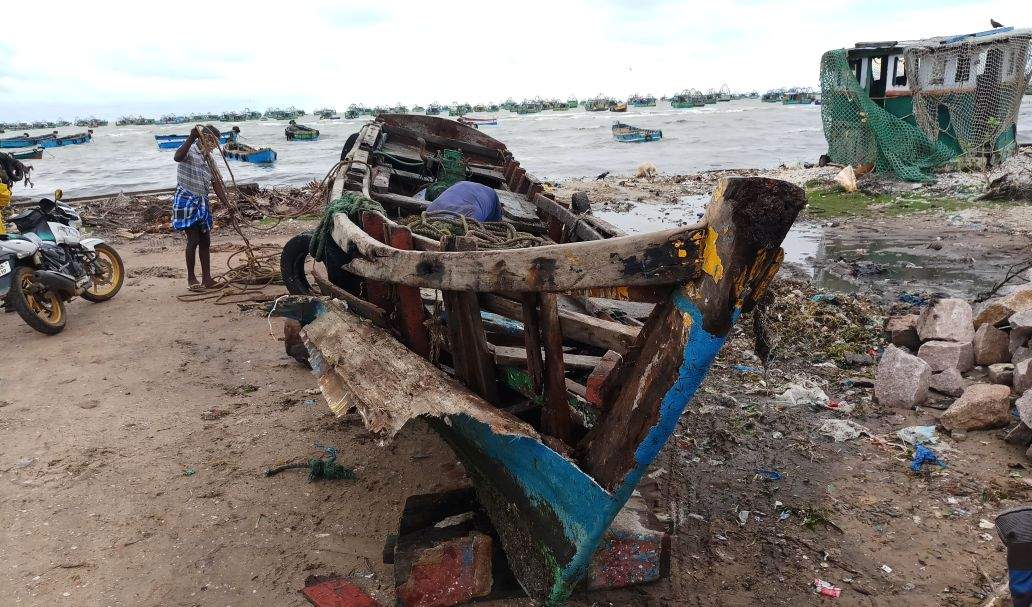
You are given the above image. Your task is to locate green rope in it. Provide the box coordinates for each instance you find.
[310,192,386,262]
[401,210,549,249]
[425,149,467,202]
[264,456,355,482]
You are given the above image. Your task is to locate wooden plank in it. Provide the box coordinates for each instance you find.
[442,237,499,403]
[331,212,704,292]
[387,224,432,358]
[518,294,545,398]
[538,293,571,442]
[360,212,392,311]
[531,193,603,242]
[492,345,601,372]
[480,294,639,354]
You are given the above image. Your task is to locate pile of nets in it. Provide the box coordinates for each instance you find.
[819,30,1032,182]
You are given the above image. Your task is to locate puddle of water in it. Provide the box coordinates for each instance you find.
[594,196,821,270]
[594,198,1005,300]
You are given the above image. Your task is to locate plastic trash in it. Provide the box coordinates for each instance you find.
[896,425,938,446]
[733,364,763,374]
[909,444,945,473]
[755,468,782,481]
[818,419,869,442]
[776,381,829,407]
[835,165,858,193]
[814,579,842,598]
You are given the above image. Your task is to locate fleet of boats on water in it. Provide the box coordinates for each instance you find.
[2,86,819,160]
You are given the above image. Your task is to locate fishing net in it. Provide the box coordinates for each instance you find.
[819,31,1032,182]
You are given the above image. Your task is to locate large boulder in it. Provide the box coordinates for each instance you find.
[974,323,1010,366]
[918,298,975,343]
[974,286,1032,329]
[918,340,974,373]
[1017,390,1032,428]
[884,315,920,351]
[929,368,966,397]
[1016,359,1032,394]
[875,345,932,408]
[939,384,1012,431]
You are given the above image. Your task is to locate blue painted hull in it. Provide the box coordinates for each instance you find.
[0,137,49,149]
[613,132,662,143]
[155,132,235,149]
[38,133,91,148]
[226,147,276,163]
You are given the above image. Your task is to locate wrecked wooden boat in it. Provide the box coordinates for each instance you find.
[274,113,804,605]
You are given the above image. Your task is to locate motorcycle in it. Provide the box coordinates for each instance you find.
[0,194,124,334]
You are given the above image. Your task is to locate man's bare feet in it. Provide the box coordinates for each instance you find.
[201,278,218,289]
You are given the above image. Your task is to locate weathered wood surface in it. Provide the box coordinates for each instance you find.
[480,294,640,354]
[538,293,572,441]
[442,237,499,403]
[330,211,705,292]
[492,345,601,371]
[302,299,534,438]
[518,294,545,397]
[387,224,432,358]
[581,177,806,490]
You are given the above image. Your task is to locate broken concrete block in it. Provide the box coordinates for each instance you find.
[1016,359,1032,395]
[1012,309,1032,332]
[974,323,1010,366]
[874,345,931,408]
[929,368,966,397]
[974,286,1032,329]
[988,363,1016,386]
[884,315,920,351]
[1015,347,1032,364]
[918,298,975,343]
[1017,390,1032,428]
[939,384,1012,431]
[918,340,974,373]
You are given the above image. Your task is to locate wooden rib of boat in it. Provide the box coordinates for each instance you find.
[38,132,91,148]
[223,141,276,163]
[11,147,43,160]
[612,121,662,143]
[285,122,320,141]
[272,114,804,604]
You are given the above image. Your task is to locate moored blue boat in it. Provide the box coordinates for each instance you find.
[155,130,237,150]
[0,134,53,149]
[612,122,662,143]
[223,141,276,164]
[38,131,92,148]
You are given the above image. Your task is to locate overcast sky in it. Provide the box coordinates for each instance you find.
[2,0,1030,121]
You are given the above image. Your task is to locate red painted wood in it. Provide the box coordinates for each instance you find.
[360,212,392,312]
[387,224,431,358]
[302,578,381,607]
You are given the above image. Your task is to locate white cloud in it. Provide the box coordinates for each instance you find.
[1,0,1031,120]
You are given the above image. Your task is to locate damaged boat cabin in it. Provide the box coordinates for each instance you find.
[277,113,805,604]
[820,27,1032,180]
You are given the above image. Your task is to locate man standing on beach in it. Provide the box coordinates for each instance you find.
[172,125,220,289]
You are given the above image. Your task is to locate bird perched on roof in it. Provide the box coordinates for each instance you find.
[991,18,1005,28]
[595,171,610,180]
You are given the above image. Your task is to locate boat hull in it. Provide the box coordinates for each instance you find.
[225,148,277,163]
[11,147,43,160]
[38,134,91,148]
[155,132,236,150]
[0,137,44,149]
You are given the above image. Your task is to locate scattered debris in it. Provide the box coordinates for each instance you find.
[909,445,945,473]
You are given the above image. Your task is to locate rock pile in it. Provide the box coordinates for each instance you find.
[875,288,1032,451]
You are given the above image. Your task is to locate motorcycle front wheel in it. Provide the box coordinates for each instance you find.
[8,266,66,335]
[82,243,125,303]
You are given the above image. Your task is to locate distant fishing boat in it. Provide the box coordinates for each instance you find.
[612,121,662,143]
[223,141,276,164]
[584,96,610,112]
[458,116,498,126]
[782,88,817,105]
[11,147,43,160]
[155,129,238,150]
[670,89,703,109]
[285,121,320,141]
[628,93,657,107]
[38,131,92,148]
[608,102,628,112]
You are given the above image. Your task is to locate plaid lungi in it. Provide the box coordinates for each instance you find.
[171,186,212,232]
